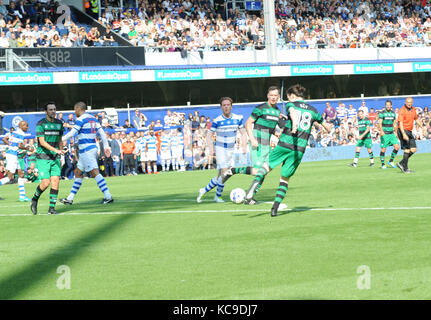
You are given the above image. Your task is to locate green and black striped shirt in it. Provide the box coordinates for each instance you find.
[278,101,323,154]
[358,117,372,139]
[250,102,281,145]
[378,109,396,134]
[35,118,64,160]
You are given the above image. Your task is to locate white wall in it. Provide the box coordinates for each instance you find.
[145,47,431,66]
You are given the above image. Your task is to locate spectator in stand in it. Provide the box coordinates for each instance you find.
[359,101,369,116]
[323,102,337,125]
[336,102,347,124]
[99,132,114,177]
[110,132,122,176]
[122,119,134,129]
[368,107,377,125]
[121,134,136,176]
[164,110,173,126]
[154,119,163,131]
[347,104,357,122]
[132,109,144,129]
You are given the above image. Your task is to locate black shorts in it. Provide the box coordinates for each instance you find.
[397,129,416,150]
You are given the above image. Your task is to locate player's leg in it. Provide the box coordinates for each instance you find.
[90,168,114,204]
[270,151,303,216]
[61,154,86,204]
[367,144,374,166]
[271,177,290,217]
[30,159,52,214]
[349,146,361,167]
[379,147,387,169]
[0,154,17,187]
[197,147,224,203]
[214,148,235,202]
[17,169,30,201]
[214,170,225,203]
[404,146,417,173]
[47,174,61,214]
[244,163,272,204]
[152,160,158,174]
[388,139,399,168]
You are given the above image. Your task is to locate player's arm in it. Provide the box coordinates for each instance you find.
[245,116,259,148]
[2,135,9,145]
[38,136,64,155]
[378,118,385,136]
[393,119,399,139]
[359,126,370,140]
[287,107,300,134]
[398,111,409,141]
[97,127,111,158]
[61,127,79,142]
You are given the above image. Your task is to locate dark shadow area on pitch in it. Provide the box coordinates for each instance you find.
[248,206,317,218]
[0,213,138,299]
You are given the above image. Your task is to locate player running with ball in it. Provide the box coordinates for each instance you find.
[243,84,331,217]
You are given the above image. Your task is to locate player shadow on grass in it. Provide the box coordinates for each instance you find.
[248,206,317,218]
[55,192,230,214]
[0,213,137,299]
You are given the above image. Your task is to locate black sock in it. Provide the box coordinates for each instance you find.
[49,189,59,209]
[32,185,44,201]
[402,152,410,168]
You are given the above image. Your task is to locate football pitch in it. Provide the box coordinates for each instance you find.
[0,154,430,300]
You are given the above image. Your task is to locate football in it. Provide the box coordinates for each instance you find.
[230,188,246,204]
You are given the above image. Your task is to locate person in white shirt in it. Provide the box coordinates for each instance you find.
[0,31,9,47]
[358,101,369,116]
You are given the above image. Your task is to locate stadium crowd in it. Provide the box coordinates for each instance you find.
[1,0,431,49]
[1,100,431,183]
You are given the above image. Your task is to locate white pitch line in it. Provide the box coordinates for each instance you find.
[0,206,431,217]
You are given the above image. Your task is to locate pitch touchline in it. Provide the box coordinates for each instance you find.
[1,207,431,217]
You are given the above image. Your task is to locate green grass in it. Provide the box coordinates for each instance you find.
[0,154,430,299]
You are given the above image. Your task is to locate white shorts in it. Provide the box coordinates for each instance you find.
[215,147,234,170]
[172,147,183,159]
[161,150,171,160]
[77,148,99,172]
[147,150,157,162]
[5,153,19,173]
[140,152,147,162]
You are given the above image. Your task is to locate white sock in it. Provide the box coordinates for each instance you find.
[67,178,83,201]
[95,174,111,199]
[18,178,26,198]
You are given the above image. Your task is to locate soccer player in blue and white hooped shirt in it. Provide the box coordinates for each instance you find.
[197,97,246,203]
[59,101,114,205]
[0,121,33,201]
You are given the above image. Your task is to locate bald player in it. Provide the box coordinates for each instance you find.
[396,97,427,173]
[0,121,33,201]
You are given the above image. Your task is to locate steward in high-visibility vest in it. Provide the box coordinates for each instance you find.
[90,0,98,18]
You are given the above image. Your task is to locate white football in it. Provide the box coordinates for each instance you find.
[230,188,246,204]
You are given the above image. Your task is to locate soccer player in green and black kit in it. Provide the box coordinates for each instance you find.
[30,102,65,215]
[224,86,282,201]
[348,110,374,167]
[244,84,331,216]
[377,100,399,169]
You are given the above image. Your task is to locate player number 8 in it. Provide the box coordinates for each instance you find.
[300,112,312,130]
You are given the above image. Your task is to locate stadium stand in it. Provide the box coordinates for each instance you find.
[1,0,431,49]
